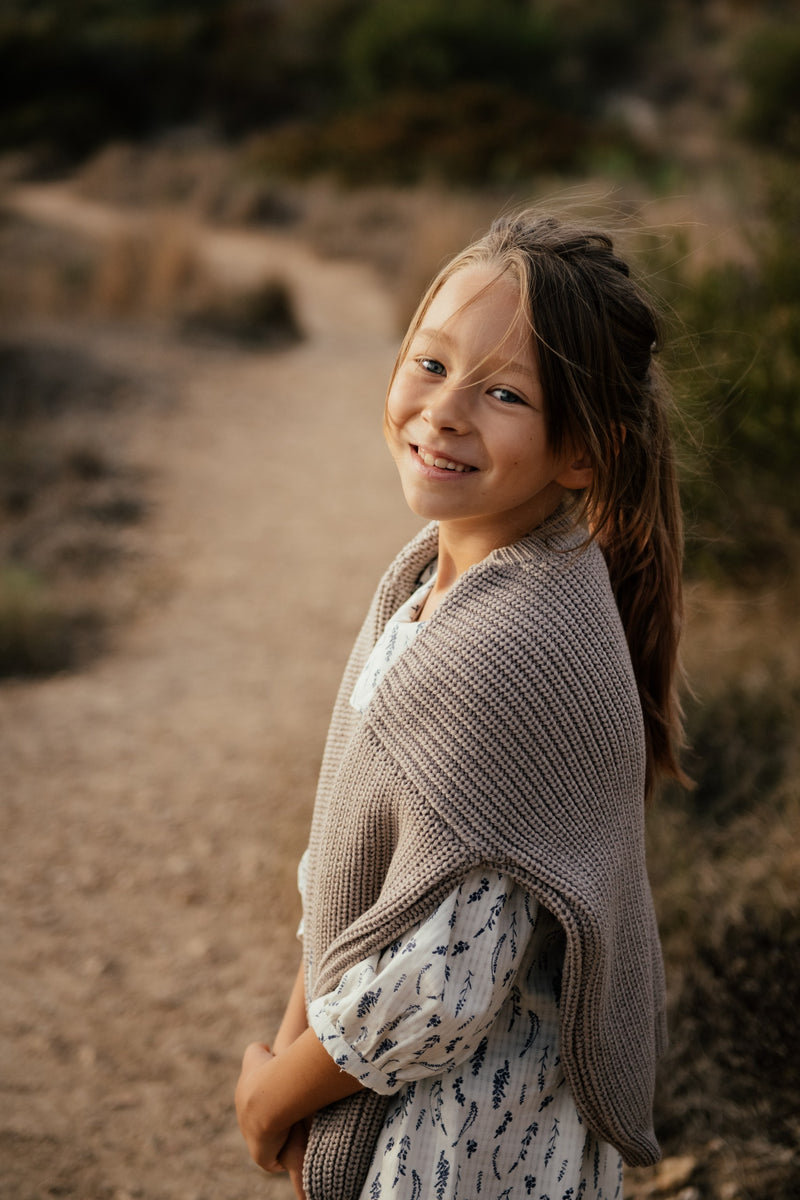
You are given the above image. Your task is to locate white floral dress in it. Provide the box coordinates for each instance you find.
[300,574,624,1200]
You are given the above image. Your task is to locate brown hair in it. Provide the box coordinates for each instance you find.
[393,211,686,797]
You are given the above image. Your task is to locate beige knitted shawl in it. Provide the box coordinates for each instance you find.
[302,512,667,1200]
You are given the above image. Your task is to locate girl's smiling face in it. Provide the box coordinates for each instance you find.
[384,265,590,553]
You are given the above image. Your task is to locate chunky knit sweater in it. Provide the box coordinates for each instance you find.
[301,512,667,1200]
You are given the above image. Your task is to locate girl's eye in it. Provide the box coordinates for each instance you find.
[418,357,446,376]
[490,386,525,406]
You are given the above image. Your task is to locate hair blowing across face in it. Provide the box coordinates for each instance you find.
[400,211,687,797]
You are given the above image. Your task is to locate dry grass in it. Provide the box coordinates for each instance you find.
[75,138,303,230]
[636,584,800,1199]
[0,196,302,345]
[89,216,203,317]
[0,334,163,676]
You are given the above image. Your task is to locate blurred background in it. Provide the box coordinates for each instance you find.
[1,2,798,1198]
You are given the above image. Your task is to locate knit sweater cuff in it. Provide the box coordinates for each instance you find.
[308,998,405,1096]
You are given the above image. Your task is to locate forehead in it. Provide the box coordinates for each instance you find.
[418,265,531,358]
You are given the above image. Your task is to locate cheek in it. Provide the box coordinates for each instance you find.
[385,381,413,431]
[383,390,406,454]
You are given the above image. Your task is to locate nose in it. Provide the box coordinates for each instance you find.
[421,379,471,433]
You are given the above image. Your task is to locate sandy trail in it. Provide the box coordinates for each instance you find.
[1,187,420,1199]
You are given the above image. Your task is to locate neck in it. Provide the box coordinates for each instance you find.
[423,529,503,618]
[422,493,566,619]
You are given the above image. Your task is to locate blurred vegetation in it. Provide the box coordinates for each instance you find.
[0,0,660,179]
[649,668,800,1199]
[737,20,800,156]
[0,561,101,675]
[180,278,303,347]
[0,338,151,676]
[653,168,800,583]
[2,1,797,185]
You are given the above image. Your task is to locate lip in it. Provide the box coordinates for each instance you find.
[411,444,478,476]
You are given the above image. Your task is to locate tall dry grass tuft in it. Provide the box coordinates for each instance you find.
[76,140,302,228]
[91,217,204,318]
[0,210,98,320]
[0,204,303,346]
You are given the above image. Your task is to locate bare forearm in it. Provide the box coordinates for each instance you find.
[236,1029,365,1170]
[247,1028,363,1128]
[273,962,308,1055]
[235,961,313,1185]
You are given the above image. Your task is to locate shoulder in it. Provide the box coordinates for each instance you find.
[430,530,627,689]
[364,523,645,831]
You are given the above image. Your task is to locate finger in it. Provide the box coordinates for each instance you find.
[240,1043,273,1081]
[279,1124,308,1199]
[287,1158,306,1200]
[243,1041,272,1063]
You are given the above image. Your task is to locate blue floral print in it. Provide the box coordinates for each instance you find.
[307,868,623,1200]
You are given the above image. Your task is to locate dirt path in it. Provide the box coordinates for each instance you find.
[0,187,420,1199]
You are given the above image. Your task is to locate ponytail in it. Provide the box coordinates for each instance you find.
[593,359,687,798]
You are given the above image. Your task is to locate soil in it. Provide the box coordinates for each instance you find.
[0,186,420,1200]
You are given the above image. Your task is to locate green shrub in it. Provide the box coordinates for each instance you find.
[0,335,149,678]
[651,169,800,581]
[252,84,598,186]
[180,277,303,347]
[738,20,800,156]
[0,0,668,174]
[0,564,100,676]
[245,0,664,186]
[342,0,562,106]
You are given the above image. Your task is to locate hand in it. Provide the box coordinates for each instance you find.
[236,1027,361,1181]
[235,1042,292,1172]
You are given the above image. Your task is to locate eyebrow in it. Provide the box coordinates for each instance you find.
[413,326,533,379]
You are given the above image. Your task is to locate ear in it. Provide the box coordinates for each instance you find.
[556,450,593,491]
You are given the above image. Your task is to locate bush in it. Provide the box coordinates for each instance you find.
[0,564,101,676]
[342,0,562,106]
[0,1,669,175]
[656,904,800,1200]
[649,673,800,1199]
[678,676,800,825]
[180,277,303,347]
[738,20,800,156]
[0,2,300,160]
[341,0,667,114]
[0,340,127,423]
[252,84,596,186]
[0,335,153,678]
[651,168,800,581]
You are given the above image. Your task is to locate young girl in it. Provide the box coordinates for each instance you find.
[236,212,685,1200]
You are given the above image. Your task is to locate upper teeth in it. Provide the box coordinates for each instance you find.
[419,448,471,472]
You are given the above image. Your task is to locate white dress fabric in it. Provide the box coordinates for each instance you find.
[300,578,624,1200]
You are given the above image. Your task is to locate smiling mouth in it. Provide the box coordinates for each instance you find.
[414,445,476,473]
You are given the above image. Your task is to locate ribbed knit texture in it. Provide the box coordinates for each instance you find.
[302,511,667,1200]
